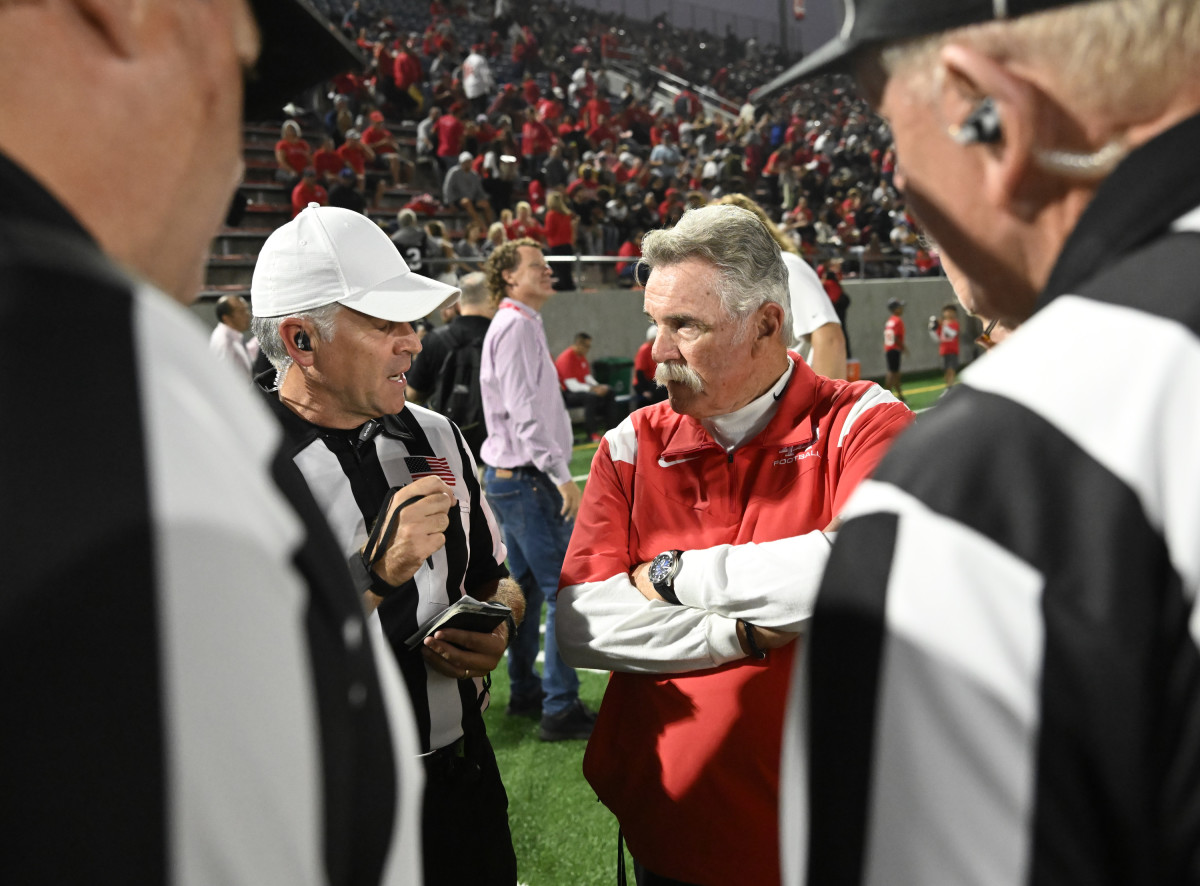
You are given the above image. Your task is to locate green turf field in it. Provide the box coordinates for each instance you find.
[490,370,949,885]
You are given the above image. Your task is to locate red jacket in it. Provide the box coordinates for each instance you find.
[560,359,913,885]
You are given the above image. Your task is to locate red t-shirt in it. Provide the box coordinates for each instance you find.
[633,340,655,380]
[884,314,906,352]
[506,218,544,242]
[291,181,328,216]
[313,148,345,178]
[544,209,574,248]
[434,115,463,158]
[362,125,396,155]
[936,319,961,356]
[393,51,422,90]
[337,142,369,175]
[276,139,311,174]
[555,347,591,390]
[616,240,641,275]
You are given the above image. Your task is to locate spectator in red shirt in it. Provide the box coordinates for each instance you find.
[336,129,374,196]
[520,108,555,179]
[312,136,346,184]
[505,201,545,243]
[586,115,618,151]
[555,332,618,442]
[291,168,328,217]
[434,103,465,174]
[361,111,407,188]
[631,323,666,408]
[615,227,643,287]
[274,120,311,185]
[883,297,908,403]
[544,190,577,291]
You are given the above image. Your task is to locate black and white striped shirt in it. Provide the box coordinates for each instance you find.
[785,113,1200,886]
[261,394,509,753]
[0,151,421,884]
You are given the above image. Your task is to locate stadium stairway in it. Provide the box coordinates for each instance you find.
[199,120,468,302]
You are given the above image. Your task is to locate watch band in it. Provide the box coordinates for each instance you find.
[740,619,768,660]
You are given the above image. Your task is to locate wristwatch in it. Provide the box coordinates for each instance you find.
[647,549,683,605]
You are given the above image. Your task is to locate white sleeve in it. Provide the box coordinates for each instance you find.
[783,252,839,338]
[563,377,591,393]
[557,575,745,674]
[671,531,831,630]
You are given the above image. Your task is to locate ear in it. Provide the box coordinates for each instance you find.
[756,301,785,345]
[278,317,317,368]
[938,44,1040,218]
[71,0,143,58]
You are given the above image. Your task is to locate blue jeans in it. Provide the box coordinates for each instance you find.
[483,466,580,717]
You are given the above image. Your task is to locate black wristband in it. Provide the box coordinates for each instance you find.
[368,567,405,599]
[657,579,681,606]
[740,619,767,660]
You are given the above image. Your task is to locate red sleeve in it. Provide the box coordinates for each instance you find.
[560,436,636,588]
[828,388,915,515]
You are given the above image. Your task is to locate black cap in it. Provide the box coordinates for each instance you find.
[750,0,1093,103]
[244,0,365,120]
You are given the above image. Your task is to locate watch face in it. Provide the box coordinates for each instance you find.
[648,552,672,584]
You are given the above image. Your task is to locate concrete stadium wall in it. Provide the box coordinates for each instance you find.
[192,277,983,381]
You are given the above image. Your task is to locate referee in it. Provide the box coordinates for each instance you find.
[251,205,524,886]
[755,0,1200,884]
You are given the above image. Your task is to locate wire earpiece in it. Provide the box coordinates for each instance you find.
[951,97,1002,145]
[294,331,312,351]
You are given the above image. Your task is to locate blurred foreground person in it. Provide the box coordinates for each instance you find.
[0,1,425,883]
[754,0,1200,883]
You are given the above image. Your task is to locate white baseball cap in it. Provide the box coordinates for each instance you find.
[251,204,460,322]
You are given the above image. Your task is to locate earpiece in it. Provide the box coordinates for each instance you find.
[294,330,312,352]
[951,97,1002,146]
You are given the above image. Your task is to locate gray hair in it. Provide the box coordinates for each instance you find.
[396,208,417,228]
[458,271,489,308]
[641,204,795,347]
[250,303,341,377]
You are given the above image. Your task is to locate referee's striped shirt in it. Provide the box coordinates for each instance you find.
[262,394,509,753]
[784,113,1200,885]
[2,149,421,885]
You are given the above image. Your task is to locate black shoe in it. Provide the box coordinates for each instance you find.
[506,685,545,717]
[538,700,597,742]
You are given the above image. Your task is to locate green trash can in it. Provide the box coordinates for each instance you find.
[593,357,634,396]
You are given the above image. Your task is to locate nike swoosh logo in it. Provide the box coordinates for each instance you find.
[658,455,700,468]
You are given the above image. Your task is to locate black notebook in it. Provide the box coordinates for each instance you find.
[404,595,512,650]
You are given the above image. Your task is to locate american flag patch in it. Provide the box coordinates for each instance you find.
[405,455,456,486]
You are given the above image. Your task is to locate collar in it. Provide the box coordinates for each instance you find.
[255,372,418,457]
[1040,111,1200,307]
[498,296,541,319]
[1,149,97,243]
[660,352,819,460]
[701,358,795,451]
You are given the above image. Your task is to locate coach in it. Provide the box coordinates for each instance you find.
[557,204,913,885]
[753,0,1200,883]
[251,205,523,886]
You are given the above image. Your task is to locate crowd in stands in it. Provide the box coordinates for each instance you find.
[267,0,942,286]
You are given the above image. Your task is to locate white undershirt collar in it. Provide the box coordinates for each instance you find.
[701,357,795,452]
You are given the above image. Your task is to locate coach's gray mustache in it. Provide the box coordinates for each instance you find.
[655,361,703,392]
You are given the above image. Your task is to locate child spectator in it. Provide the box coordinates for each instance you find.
[883,297,908,403]
[930,303,961,387]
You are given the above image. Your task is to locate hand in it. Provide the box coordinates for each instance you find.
[421,621,508,680]
[737,621,800,656]
[593,384,610,397]
[558,479,582,521]
[367,476,455,587]
[630,559,661,602]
